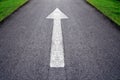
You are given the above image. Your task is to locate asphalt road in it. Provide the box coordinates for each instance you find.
[0,0,120,80]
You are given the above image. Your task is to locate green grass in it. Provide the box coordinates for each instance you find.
[0,0,28,21]
[87,0,120,26]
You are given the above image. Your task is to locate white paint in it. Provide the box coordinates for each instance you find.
[46,8,68,67]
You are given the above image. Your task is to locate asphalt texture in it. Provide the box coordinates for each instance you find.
[0,0,120,80]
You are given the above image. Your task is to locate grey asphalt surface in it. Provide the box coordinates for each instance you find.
[0,0,120,80]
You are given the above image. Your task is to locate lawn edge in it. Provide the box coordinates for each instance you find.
[86,0,120,27]
[0,0,29,23]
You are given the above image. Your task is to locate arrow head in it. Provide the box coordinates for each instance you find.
[46,8,68,19]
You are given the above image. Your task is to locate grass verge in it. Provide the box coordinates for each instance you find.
[87,0,120,26]
[0,0,28,22]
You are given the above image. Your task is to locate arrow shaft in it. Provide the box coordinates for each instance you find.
[50,19,65,67]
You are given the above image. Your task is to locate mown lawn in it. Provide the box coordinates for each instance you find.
[0,0,28,21]
[87,0,120,26]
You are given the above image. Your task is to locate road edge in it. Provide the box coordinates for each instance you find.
[86,0,120,27]
[0,0,29,23]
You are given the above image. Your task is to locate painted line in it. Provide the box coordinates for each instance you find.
[46,8,68,67]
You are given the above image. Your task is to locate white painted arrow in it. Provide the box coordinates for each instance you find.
[46,8,68,67]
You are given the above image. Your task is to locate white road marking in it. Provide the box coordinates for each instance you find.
[46,8,68,67]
